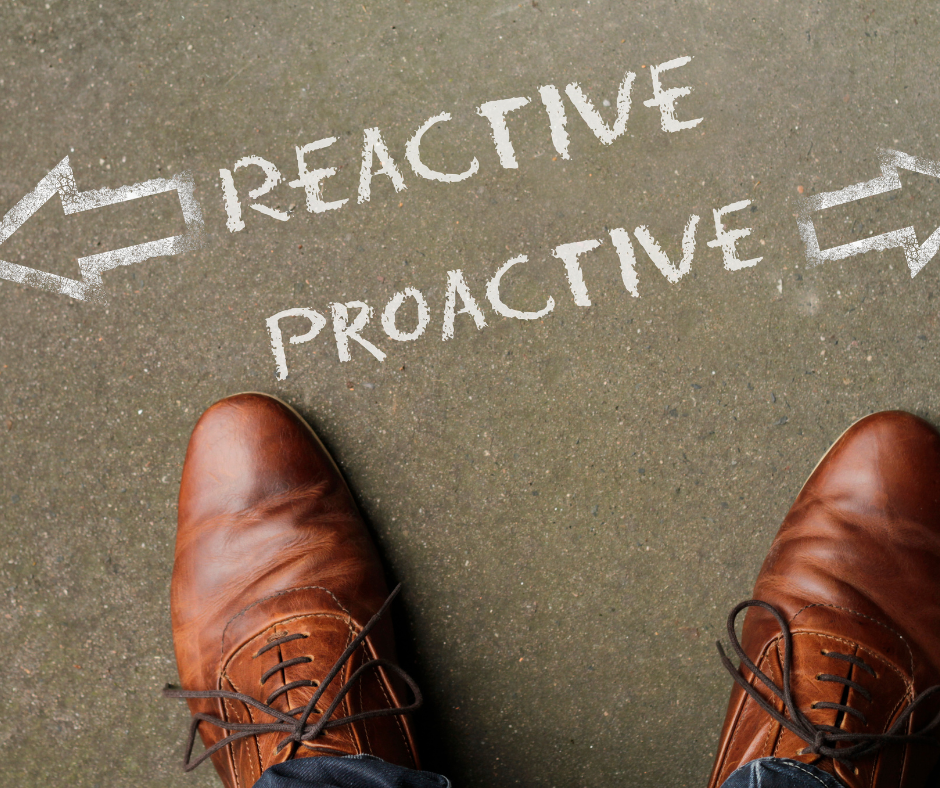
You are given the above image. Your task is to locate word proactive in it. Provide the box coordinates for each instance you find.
[266,197,760,378]
[222,56,702,231]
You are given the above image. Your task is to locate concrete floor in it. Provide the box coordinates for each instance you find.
[2,1,940,786]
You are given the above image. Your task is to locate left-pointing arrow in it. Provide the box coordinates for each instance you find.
[0,156,205,303]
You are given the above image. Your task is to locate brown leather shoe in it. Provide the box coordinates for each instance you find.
[708,411,940,788]
[164,393,421,788]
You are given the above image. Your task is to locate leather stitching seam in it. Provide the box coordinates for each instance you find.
[766,641,783,759]
[790,603,915,677]
[354,619,415,767]
[373,657,415,767]
[720,636,781,780]
[220,585,351,662]
[225,612,352,667]
[221,684,248,788]
[358,672,372,755]
[711,680,750,786]
[223,674,261,785]
[341,626,355,742]
[800,632,910,689]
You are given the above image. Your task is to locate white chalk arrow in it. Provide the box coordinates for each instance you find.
[797,148,940,277]
[0,156,205,302]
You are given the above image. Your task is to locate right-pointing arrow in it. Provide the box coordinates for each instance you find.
[796,148,940,277]
[0,156,205,303]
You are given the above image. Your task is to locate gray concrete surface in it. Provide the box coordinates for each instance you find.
[2,1,940,786]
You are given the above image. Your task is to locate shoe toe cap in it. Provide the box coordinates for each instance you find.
[802,410,940,524]
[178,393,336,523]
[171,394,383,686]
[754,410,940,672]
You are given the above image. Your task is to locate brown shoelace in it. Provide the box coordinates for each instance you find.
[163,584,422,771]
[717,599,940,764]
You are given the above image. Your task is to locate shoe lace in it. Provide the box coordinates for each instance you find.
[163,584,421,771]
[717,600,940,765]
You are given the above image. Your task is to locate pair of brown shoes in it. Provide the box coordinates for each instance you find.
[165,395,940,787]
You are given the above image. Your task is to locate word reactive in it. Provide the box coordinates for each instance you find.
[220,56,702,228]
[266,200,761,378]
